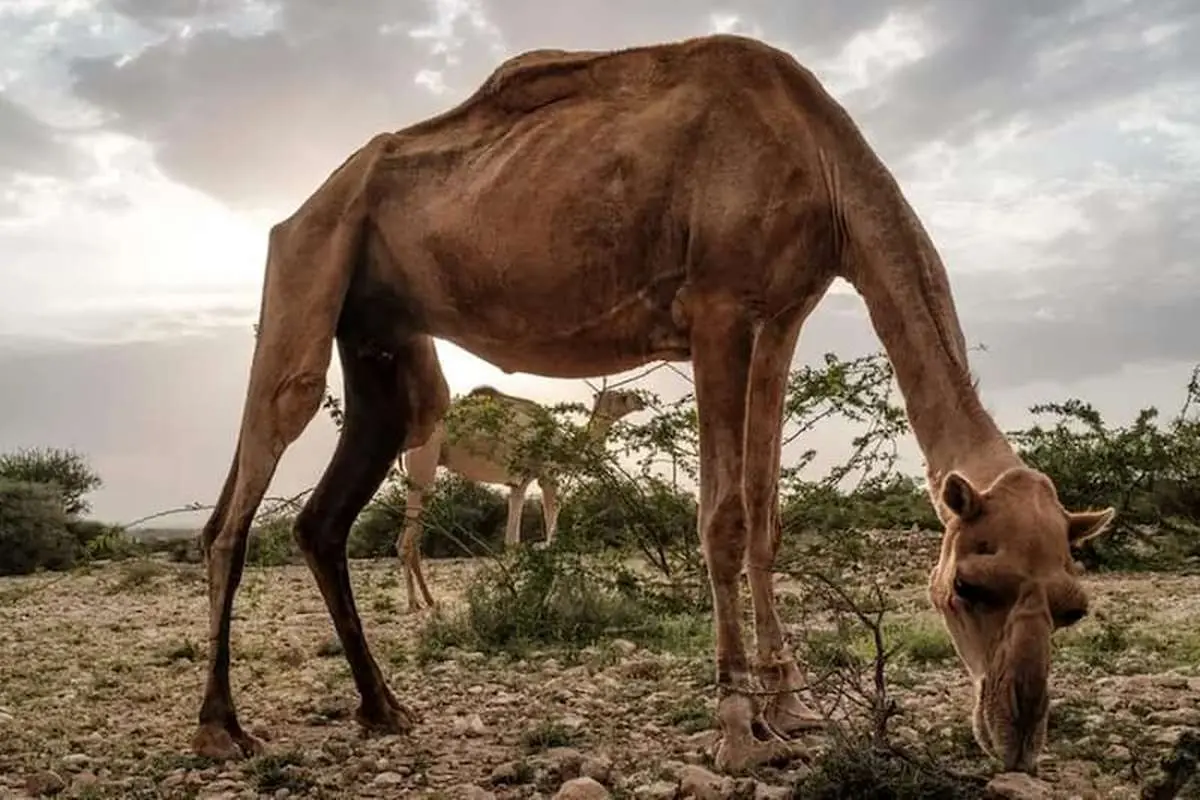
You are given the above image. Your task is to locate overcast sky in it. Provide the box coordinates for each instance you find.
[0,0,1197,525]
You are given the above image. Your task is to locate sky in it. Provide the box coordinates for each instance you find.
[0,0,1197,525]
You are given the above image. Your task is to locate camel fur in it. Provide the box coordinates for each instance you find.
[397,383,646,611]
[193,34,1116,775]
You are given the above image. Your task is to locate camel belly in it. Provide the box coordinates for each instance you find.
[443,449,522,485]
[440,301,693,378]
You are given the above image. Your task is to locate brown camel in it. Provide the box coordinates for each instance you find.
[397,383,646,612]
[193,33,1115,774]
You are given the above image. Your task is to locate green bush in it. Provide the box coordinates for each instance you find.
[417,543,710,659]
[67,519,144,562]
[1010,370,1200,571]
[0,447,102,516]
[246,514,302,567]
[0,479,77,575]
[349,474,519,560]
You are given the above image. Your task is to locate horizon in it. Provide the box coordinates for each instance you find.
[1,1,1197,523]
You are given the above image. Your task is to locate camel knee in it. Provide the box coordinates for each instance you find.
[701,491,748,583]
[292,505,347,559]
[273,372,327,445]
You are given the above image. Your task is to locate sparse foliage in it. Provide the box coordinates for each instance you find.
[0,479,76,575]
[1010,364,1200,570]
[0,446,102,517]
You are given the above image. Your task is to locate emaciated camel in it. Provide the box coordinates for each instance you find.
[193,34,1115,775]
[397,383,646,611]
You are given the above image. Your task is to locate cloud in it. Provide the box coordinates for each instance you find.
[67,1,473,211]
[0,93,85,180]
[9,0,1197,390]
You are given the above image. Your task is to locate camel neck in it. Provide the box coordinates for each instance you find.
[832,147,1023,502]
[584,413,616,442]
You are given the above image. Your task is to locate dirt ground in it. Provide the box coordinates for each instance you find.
[1,535,1198,799]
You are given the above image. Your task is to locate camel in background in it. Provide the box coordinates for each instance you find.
[192,33,1115,774]
[397,383,646,611]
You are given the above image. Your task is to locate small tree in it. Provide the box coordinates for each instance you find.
[0,479,77,575]
[0,447,103,517]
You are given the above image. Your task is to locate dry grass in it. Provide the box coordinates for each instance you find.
[1,544,1197,798]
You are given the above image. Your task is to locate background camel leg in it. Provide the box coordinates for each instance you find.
[399,436,440,612]
[293,338,418,734]
[540,476,560,546]
[742,317,826,738]
[399,499,436,613]
[504,479,531,547]
[692,300,802,774]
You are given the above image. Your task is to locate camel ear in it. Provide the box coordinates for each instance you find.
[1067,507,1116,547]
[941,471,983,522]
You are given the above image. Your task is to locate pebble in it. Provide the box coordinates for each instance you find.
[678,764,733,799]
[555,776,611,799]
[634,781,679,800]
[983,772,1052,799]
[372,771,406,786]
[25,770,66,796]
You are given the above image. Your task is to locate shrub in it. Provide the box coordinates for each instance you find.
[350,474,514,560]
[246,514,302,567]
[0,447,102,516]
[67,519,144,562]
[0,479,76,575]
[1010,368,1200,571]
[416,543,710,659]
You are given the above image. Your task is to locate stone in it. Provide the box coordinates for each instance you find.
[61,753,90,770]
[1148,708,1200,726]
[372,771,406,786]
[490,760,527,785]
[25,770,66,796]
[541,747,586,782]
[754,783,791,800]
[984,772,1052,799]
[678,764,734,800]
[634,781,679,800]
[611,639,638,656]
[453,712,489,737]
[581,755,614,784]
[555,776,612,799]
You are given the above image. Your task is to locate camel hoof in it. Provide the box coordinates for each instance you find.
[356,697,419,735]
[191,723,266,760]
[714,736,807,774]
[765,695,829,738]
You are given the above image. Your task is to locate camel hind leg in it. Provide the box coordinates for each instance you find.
[292,336,422,734]
[192,141,386,759]
[690,294,803,774]
[399,424,443,613]
[192,238,348,759]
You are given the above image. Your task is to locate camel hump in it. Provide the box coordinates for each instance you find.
[481,47,605,113]
[466,385,502,397]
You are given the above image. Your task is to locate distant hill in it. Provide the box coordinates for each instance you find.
[128,527,198,543]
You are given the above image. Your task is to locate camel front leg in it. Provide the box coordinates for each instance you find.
[540,476,560,546]
[504,478,531,547]
[743,318,826,738]
[691,298,803,774]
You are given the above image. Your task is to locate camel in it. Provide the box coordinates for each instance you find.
[397,383,647,611]
[193,33,1116,775]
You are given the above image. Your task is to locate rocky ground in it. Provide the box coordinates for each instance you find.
[1,531,1198,799]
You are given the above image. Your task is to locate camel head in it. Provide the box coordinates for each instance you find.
[927,466,1115,774]
[590,387,648,422]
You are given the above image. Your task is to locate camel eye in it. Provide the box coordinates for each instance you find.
[953,577,999,607]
